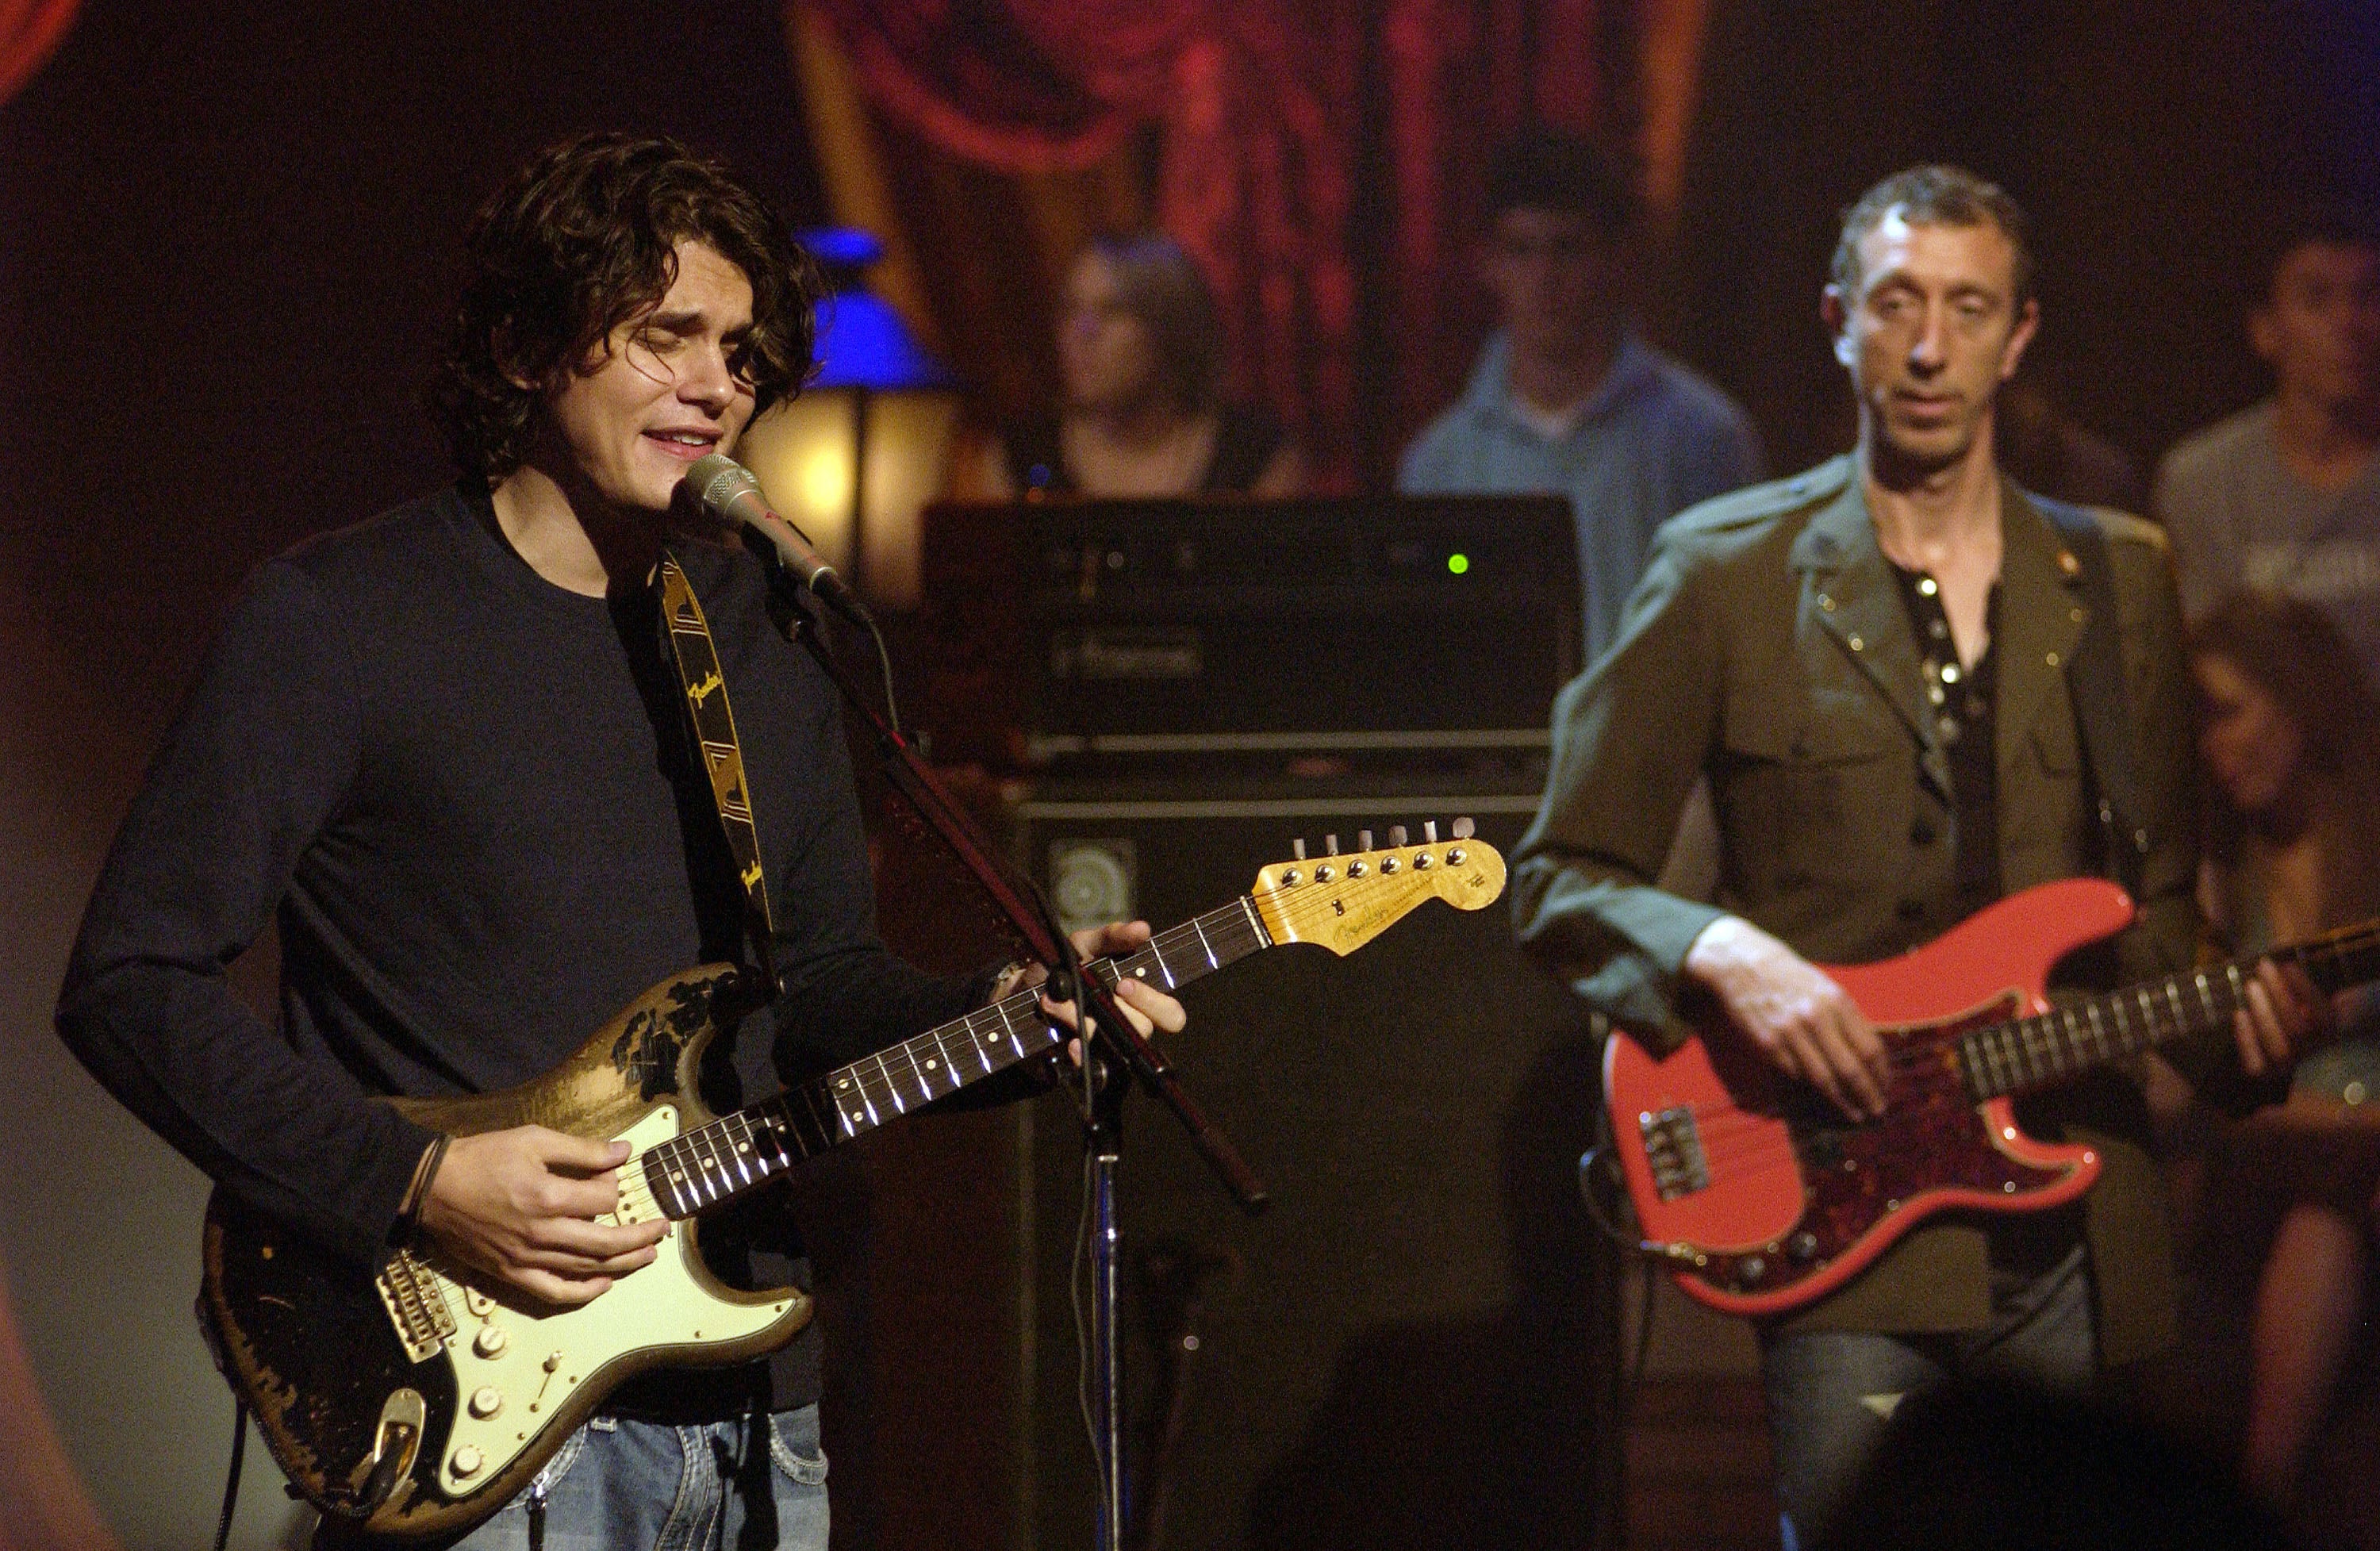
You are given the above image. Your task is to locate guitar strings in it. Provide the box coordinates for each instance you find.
[624,867,1473,1211]
[708,870,1446,1128]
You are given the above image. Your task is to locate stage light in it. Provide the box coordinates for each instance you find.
[734,229,962,612]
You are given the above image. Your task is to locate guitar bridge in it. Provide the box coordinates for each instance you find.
[376,1250,458,1362]
[1638,1107,1710,1200]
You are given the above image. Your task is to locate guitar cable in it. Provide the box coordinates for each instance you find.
[211,1397,247,1551]
[1580,1131,1661,1426]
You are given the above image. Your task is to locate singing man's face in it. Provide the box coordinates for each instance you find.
[1827,212,2037,475]
[538,240,759,520]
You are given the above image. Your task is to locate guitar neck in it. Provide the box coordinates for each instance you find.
[1959,917,2380,1103]
[639,897,1273,1218]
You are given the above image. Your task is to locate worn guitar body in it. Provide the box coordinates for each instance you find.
[198,829,1511,1541]
[1606,878,2137,1317]
[201,963,804,1541]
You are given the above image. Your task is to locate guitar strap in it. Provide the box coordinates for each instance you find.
[2030,494,2149,896]
[654,550,779,989]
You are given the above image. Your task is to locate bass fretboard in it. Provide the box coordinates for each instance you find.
[1956,918,2380,1103]
[639,898,1273,1218]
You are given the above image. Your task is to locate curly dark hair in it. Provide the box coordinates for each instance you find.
[1831,164,2033,308]
[431,132,823,482]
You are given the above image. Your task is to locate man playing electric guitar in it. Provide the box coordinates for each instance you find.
[56,133,1181,1549]
[1512,165,2324,1549]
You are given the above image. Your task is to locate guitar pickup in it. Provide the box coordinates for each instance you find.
[1638,1107,1710,1200]
[376,1250,459,1363]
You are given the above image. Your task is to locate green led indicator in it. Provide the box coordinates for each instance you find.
[1447,552,1470,575]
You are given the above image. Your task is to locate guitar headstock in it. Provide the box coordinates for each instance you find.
[1248,819,1508,957]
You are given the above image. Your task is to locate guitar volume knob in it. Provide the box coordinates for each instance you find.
[451,1445,484,1479]
[473,1325,508,1358]
[469,1386,503,1419]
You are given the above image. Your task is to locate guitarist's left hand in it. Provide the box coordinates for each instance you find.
[994,921,1188,1061]
[2234,957,2332,1077]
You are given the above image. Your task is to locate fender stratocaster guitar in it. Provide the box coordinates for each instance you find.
[1606,877,2380,1318]
[201,827,1505,1541]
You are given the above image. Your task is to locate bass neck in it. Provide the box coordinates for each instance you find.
[1956,917,2380,1103]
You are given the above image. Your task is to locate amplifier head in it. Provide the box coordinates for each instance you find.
[917,496,1582,769]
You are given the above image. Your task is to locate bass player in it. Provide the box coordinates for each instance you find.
[1511,164,2322,1549]
[56,132,1182,1549]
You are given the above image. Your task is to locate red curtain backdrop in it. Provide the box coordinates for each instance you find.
[0,0,78,106]
[806,0,1645,486]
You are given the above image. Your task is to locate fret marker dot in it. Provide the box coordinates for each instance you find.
[925,1058,939,1069]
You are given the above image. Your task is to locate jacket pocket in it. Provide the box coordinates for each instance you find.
[1717,689,1900,889]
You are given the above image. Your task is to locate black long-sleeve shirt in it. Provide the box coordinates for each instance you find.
[57,482,988,1411]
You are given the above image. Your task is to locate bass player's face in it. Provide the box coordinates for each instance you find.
[1829,213,2037,478]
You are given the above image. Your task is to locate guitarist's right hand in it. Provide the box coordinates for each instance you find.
[418,1127,670,1305]
[1684,916,1891,1120]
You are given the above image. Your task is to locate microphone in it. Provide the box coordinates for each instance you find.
[683,452,872,624]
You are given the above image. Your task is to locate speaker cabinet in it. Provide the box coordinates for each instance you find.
[1010,779,1619,1551]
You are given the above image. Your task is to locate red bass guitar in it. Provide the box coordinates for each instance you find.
[1605,877,2380,1318]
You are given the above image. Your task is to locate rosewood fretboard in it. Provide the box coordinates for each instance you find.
[1952,919,2380,1103]
[639,898,1272,1218]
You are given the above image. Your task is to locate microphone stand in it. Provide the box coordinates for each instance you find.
[756,557,1268,1551]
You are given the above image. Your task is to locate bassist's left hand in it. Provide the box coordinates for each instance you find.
[2235,957,2331,1078]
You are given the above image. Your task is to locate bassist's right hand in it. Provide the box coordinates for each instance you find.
[1683,916,1891,1120]
[418,1127,668,1305]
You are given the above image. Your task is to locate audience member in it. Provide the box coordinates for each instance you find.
[1995,376,2144,510]
[2156,213,2380,685]
[1397,127,1761,666]
[951,233,1303,499]
[2189,589,2380,1515]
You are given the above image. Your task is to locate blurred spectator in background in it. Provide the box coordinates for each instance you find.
[2189,589,2380,1516]
[1996,376,2144,509]
[951,233,1303,499]
[1397,126,1761,667]
[2158,213,2380,686]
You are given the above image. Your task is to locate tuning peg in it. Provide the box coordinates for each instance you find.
[1292,838,1307,861]
[1424,820,1439,843]
[1358,829,1372,851]
[1389,824,1408,847]
[1451,816,1476,839]
[1325,833,1340,856]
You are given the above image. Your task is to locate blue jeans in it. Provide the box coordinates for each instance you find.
[1760,1247,2095,1551]
[410,1403,828,1551]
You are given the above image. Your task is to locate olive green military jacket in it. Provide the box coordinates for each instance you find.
[1513,455,2225,1364]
